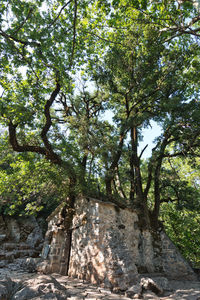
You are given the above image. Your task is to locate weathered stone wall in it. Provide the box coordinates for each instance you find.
[40,197,197,289]
[0,215,44,265]
[69,198,139,290]
[40,203,71,275]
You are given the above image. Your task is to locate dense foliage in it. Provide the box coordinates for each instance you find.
[0,133,65,216]
[160,156,200,266]
[0,0,200,265]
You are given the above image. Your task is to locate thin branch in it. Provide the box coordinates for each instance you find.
[164,152,200,158]
[0,28,41,47]
[160,197,177,203]
[47,0,72,29]
[69,0,78,67]
[84,31,123,46]
[13,8,33,34]
[139,144,148,159]
[188,14,200,28]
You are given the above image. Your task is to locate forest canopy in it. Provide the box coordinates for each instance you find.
[0,0,200,265]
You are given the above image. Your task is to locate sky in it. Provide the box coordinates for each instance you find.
[104,110,162,159]
[138,121,162,159]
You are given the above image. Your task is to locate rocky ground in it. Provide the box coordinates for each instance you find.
[0,263,200,300]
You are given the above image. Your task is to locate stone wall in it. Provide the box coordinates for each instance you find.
[40,197,197,290]
[41,203,70,275]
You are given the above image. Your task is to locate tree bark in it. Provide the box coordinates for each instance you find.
[105,130,126,198]
[151,132,171,228]
[130,126,150,228]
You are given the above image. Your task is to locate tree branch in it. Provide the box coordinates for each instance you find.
[9,122,46,155]
[0,28,41,47]
[13,8,34,34]
[41,79,62,163]
[69,0,78,67]
[47,1,72,29]
[139,144,148,159]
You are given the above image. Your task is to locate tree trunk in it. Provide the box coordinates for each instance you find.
[151,132,171,228]
[130,126,150,228]
[105,131,126,198]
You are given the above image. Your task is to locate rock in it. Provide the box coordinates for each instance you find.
[0,276,21,299]
[143,291,159,299]
[125,283,142,298]
[132,294,142,299]
[0,260,8,268]
[193,268,200,281]
[0,234,6,242]
[0,283,7,299]
[148,276,169,291]
[26,226,43,249]
[140,277,163,295]
[12,275,70,300]
[12,286,38,300]
[126,277,163,298]
[6,219,21,242]
[20,257,39,273]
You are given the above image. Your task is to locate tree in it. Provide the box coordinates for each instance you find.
[0,0,200,233]
[0,133,65,217]
[159,156,200,266]
[90,6,200,227]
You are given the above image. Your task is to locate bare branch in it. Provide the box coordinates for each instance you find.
[139,144,148,159]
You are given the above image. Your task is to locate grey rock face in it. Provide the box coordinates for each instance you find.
[26,226,43,249]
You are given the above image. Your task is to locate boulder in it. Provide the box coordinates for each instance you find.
[146,276,169,291]
[125,277,163,299]
[140,277,163,295]
[12,275,70,300]
[125,283,142,298]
